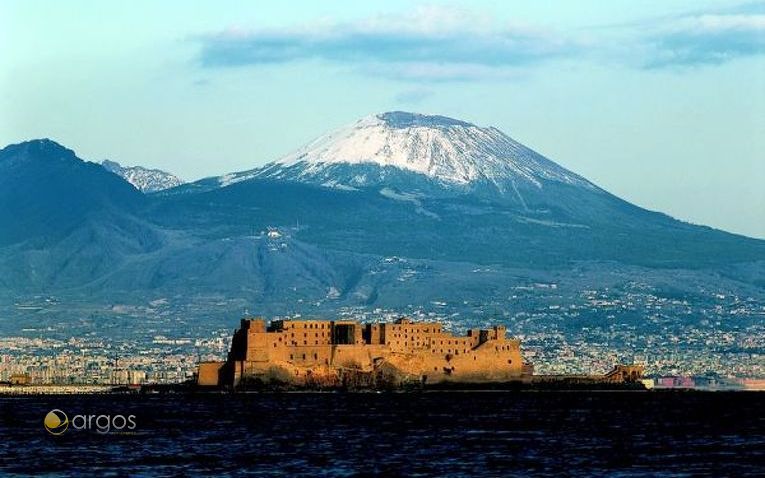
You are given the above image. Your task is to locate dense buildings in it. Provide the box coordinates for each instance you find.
[1,280,763,385]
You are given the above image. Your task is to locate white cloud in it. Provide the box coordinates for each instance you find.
[197,5,577,81]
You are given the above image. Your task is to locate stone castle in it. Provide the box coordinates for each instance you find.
[198,317,529,388]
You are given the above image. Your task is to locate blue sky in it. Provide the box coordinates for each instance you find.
[1,0,764,238]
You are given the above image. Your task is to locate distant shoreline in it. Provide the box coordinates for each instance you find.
[2,384,763,395]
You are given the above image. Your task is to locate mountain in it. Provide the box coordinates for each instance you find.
[191,112,595,202]
[255,111,593,191]
[0,139,147,246]
[102,159,183,193]
[1,115,764,339]
[164,112,764,268]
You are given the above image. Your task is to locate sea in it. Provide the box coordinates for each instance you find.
[1,391,763,477]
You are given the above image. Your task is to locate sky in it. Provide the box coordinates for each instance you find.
[1,0,764,238]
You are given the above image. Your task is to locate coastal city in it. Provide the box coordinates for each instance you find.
[2,282,763,390]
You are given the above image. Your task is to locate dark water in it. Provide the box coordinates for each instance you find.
[1,392,764,477]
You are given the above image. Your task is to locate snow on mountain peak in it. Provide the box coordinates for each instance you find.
[102,160,184,193]
[266,111,593,189]
[377,111,474,129]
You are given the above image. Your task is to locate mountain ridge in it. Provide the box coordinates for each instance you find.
[0,139,146,246]
[1,113,764,329]
[102,159,184,193]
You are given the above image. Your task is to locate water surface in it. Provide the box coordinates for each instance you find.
[1,391,763,476]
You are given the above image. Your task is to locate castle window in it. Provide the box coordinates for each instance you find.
[290,354,293,360]
[302,354,306,360]
[273,343,277,348]
[314,353,318,360]
[304,340,307,345]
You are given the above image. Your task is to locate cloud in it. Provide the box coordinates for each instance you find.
[196,5,577,81]
[644,10,765,68]
[193,3,765,78]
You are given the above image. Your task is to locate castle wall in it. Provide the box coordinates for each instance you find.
[218,317,525,388]
[197,361,224,386]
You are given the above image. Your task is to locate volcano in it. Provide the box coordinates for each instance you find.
[1,114,764,324]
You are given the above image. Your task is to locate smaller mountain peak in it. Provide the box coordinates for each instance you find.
[100,159,184,193]
[0,138,77,162]
[23,138,74,153]
[375,111,475,129]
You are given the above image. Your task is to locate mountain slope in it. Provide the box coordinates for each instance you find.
[156,111,765,268]
[148,176,765,269]
[0,139,146,246]
[1,118,764,329]
[102,159,183,193]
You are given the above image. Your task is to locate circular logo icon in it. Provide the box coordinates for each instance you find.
[44,409,69,435]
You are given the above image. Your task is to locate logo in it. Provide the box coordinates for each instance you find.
[44,409,137,435]
[44,409,69,435]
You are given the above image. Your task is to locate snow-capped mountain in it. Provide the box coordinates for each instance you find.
[3,138,765,335]
[102,159,183,193]
[214,112,596,197]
